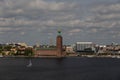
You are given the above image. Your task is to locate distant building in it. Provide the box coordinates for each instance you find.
[66,46,75,53]
[75,42,96,53]
[97,43,120,54]
[17,43,28,48]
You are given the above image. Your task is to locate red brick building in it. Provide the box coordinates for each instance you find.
[35,31,64,57]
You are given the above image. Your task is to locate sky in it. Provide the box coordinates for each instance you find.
[0,0,120,45]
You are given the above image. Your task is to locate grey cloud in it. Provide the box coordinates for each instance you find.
[0,0,79,27]
[0,0,77,17]
[0,0,119,44]
[92,3,120,20]
[28,0,76,11]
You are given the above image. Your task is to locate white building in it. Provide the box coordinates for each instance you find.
[75,42,95,52]
[66,46,75,53]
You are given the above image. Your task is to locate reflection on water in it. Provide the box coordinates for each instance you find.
[55,57,65,64]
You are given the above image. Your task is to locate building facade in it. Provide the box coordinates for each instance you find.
[35,31,63,57]
[75,42,96,53]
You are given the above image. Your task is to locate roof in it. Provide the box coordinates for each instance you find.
[76,42,93,44]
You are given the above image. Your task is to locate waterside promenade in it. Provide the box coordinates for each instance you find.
[1,53,120,59]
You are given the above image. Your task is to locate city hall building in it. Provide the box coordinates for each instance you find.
[35,31,64,57]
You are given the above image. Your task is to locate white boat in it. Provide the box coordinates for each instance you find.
[26,59,32,67]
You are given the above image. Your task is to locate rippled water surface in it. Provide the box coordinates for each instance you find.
[0,57,120,80]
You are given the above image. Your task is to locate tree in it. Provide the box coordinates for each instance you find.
[24,48,34,57]
[4,45,12,51]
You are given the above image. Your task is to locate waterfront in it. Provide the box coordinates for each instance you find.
[0,57,120,80]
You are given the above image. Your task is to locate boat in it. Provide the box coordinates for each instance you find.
[26,59,32,67]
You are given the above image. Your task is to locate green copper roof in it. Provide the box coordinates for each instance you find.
[58,30,61,36]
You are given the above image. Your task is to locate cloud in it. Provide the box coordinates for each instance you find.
[0,27,12,31]
[0,27,22,34]
[91,29,97,33]
[29,0,75,11]
[0,17,36,27]
[20,32,25,35]
[0,0,119,31]
[67,29,82,36]
[89,3,120,29]
[91,3,120,21]
[0,0,77,17]
[0,0,78,27]
[92,3,120,13]
[0,0,119,44]
[69,29,81,33]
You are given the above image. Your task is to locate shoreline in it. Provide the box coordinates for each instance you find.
[1,55,120,59]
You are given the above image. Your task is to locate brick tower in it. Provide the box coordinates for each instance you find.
[56,30,63,57]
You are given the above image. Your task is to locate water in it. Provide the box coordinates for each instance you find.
[0,57,120,80]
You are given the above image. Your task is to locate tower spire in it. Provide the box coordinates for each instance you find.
[57,30,61,36]
[56,30,63,57]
